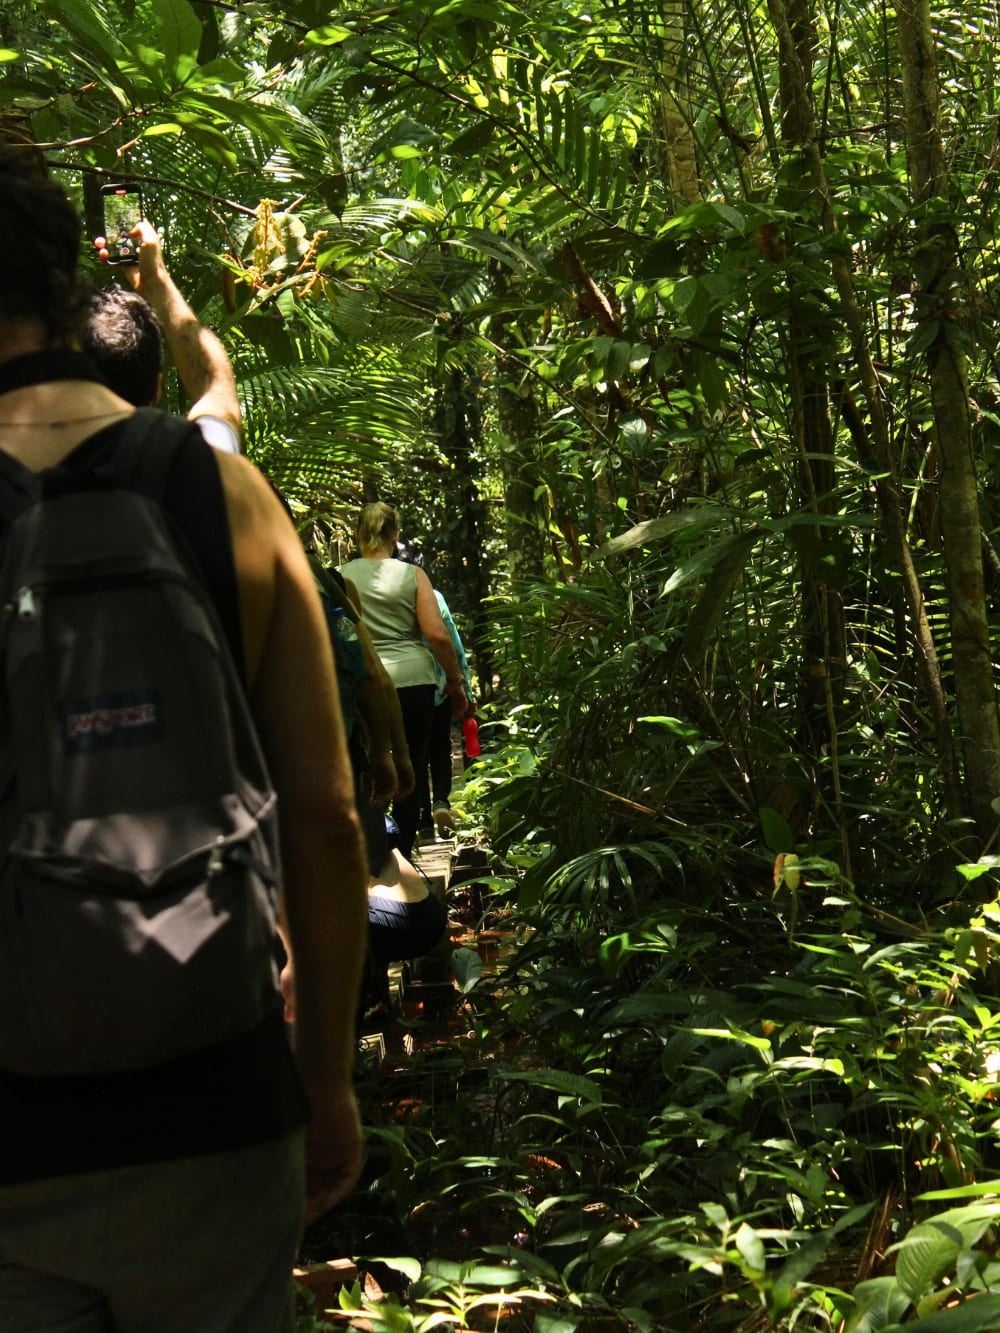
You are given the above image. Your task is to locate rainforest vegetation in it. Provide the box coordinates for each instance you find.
[6,0,1000,1328]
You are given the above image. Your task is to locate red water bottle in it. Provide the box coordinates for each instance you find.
[462,715,481,758]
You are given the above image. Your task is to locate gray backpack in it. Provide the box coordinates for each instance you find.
[0,410,282,1075]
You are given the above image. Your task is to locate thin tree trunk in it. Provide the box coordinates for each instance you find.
[657,1,700,203]
[897,0,1000,838]
[775,0,849,863]
[488,308,547,585]
[433,370,494,700]
[767,0,963,823]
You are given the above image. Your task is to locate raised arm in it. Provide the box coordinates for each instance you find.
[415,567,467,718]
[111,221,242,444]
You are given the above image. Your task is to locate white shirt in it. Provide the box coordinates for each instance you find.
[194,415,240,455]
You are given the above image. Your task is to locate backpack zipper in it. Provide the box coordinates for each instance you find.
[206,836,226,878]
[7,568,197,624]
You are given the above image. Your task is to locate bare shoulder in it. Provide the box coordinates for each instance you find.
[212,453,307,688]
[214,451,279,530]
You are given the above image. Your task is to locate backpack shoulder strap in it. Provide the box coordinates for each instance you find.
[308,555,359,622]
[0,410,203,525]
[0,447,42,529]
[93,409,204,502]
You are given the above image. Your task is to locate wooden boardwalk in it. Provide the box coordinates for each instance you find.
[412,830,454,896]
[297,828,497,1305]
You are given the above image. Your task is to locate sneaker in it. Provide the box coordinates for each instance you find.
[433,803,457,834]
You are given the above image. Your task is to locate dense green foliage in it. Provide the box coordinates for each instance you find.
[7,0,1000,1327]
[329,858,1000,1331]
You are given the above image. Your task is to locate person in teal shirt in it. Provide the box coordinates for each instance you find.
[422,589,475,834]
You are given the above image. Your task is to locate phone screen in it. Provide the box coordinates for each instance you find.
[101,187,143,264]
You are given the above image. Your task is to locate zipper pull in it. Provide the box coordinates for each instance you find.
[206,836,226,878]
[16,588,36,619]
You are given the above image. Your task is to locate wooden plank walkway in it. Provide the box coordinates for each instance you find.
[412,830,454,895]
[297,830,499,1310]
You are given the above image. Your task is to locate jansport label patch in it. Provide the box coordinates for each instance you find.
[62,691,163,753]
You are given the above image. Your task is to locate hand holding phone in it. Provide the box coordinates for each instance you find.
[96,183,144,265]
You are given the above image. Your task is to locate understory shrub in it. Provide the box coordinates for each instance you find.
[344,815,1000,1332]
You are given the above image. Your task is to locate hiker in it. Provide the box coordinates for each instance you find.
[86,219,241,452]
[368,847,448,965]
[386,542,475,836]
[340,502,467,859]
[364,846,449,1011]
[0,132,367,1332]
[310,555,415,867]
[392,544,475,837]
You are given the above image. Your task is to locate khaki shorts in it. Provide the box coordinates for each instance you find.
[0,1130,305,1332]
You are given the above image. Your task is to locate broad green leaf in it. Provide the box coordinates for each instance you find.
[138,122,183,138]
[501,1068,604,1105]
[773,1205,874,1304]
[844,1276,911,1333]
[672,276,698,315]
[694,347,728,413]
[187,58,245,85]
[907,319,941,357]
[892,1207,1000,1301]
[594,506,729,559]
[180,91,315,153]
[884,1296,1000,1333]
[447,121,494,157]
[41,0,128,85]
[370,117,439,162]
[422,1258,520,1286]
[955,861,1000,884]
[367,1256,422,1283]
[919,1182,1000,1201]
[691,1026,772,1053]
[637,716,702,738]
[760,806,794,853]
[662,531,758,595]
[151,0,201,82]
[451,946,482,993]
[734,1222,766,1273]
[534,1318,580,1333]
[604,340,631,381]
[170,113,239,167]
[304,24,353,47]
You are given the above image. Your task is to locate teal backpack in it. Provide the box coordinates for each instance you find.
[310,558,367,738]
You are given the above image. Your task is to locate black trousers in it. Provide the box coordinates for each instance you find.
[416,698,455,819]
[391,683,435,858]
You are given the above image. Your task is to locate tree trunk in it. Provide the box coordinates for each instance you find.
[432,371,495,700]
[773,0,849,860]
[489,307,547,586]
[897,0,1000,839]
[766,0,964,824]
[657,1,700,203]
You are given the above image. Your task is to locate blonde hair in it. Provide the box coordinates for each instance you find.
[356,502,398,555]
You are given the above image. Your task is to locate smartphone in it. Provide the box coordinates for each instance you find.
[100,183,144,265]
